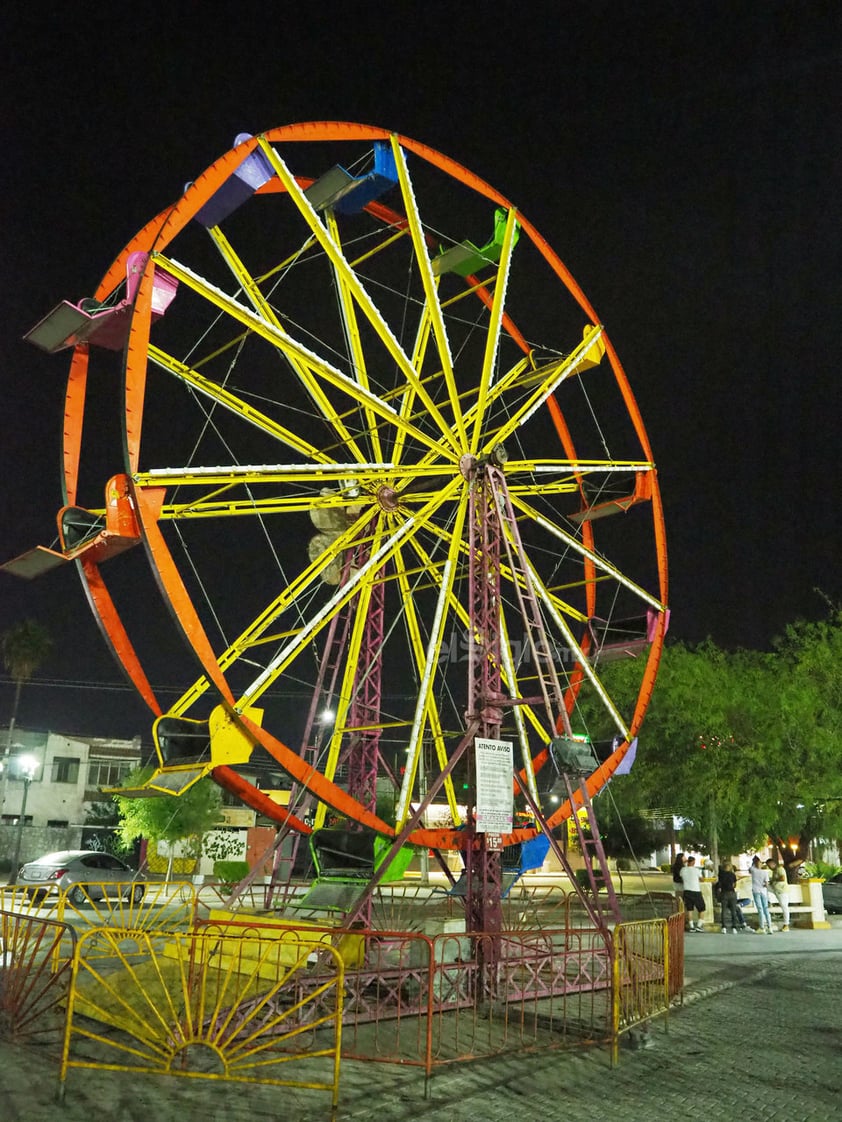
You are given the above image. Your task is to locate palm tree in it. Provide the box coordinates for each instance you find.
[1,619,52,814]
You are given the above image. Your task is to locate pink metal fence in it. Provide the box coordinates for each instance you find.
[194,916,616,1080]
[0,907,76,1045]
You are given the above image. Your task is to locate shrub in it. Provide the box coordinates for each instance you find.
[801,860,842,882]
[213,860,250,889]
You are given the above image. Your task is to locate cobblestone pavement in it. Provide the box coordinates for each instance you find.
[3,935,841,1121]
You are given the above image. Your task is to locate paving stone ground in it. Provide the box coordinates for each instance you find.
[3,923,841,1121]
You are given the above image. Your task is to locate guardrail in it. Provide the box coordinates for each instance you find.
[3,882,681,1105]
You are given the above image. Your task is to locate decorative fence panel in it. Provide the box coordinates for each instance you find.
[60,926,344,1111]
[1,880,197,948]
[0,907,76,1044]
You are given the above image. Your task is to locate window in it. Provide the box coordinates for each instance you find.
[51,757,80,783]
[1,814,32,826]
[47,819,69,828]
[88,759,134,788]
[101,854,130,872]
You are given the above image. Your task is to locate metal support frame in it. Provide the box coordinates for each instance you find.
[346,540,384,818]
[486,465,571,735]
[464,464,504,943]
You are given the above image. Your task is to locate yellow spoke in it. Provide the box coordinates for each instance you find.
[206,225,281,324]
[170,505,378,716]
[395,490,469,826]
[498,614,544,805]
[509,492,665,612]
[236,476,465,711]
[316,516,387,811]
[390,137,466,448]
[148,344,333,464]
[174,231,370,462]
[471,206,520,453]
[517,554,629,737]
[154,254,455,461]
[392,541,461,826]
[325,210,383,463]
[456,328,605,452]
[504,457,654,475]
[256,137,462,453]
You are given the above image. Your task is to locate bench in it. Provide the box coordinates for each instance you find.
[705,876,829,929]
[740,899,813,924]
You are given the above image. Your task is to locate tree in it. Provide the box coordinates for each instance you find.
[1,618,52,813]
[581,640,776,861]
[592,781,662,889]
[765,604,842,874]
[114,769,226,879]
[580,609,842,875]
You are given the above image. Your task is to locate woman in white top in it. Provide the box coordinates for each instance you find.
[750,856,773,932]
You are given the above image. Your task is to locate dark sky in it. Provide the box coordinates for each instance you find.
[2,2,840,741]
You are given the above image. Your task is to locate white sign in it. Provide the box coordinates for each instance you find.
[474,737,513,834]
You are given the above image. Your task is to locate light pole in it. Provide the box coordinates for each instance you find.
[7,753,38,886]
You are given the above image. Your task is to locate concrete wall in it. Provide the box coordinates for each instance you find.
[0,822,83,870]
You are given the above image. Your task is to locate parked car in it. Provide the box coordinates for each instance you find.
[822,873,842,915]
[17,850,146,905]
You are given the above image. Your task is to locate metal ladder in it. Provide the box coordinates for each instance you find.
[486,466,569,725]
[561,770,622,927]
[486,467,620,927]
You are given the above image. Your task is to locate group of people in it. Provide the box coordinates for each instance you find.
[671,852,790,933]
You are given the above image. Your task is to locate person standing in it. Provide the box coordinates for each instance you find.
[679,855,706,931]
[767,857,790,931]
[716,861,740,932]
[671,852,686,906]
[750,855,773,933]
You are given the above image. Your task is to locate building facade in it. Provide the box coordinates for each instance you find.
[0,727,143,869]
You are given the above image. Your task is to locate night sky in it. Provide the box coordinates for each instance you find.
[2,3,840,742]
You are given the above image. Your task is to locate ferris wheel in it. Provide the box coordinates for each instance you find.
[15,123,668,872]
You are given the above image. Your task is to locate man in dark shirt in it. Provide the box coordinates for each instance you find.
[716,861,741,932]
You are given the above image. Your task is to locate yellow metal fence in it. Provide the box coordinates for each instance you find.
[611,912,685,1060]
[0,879,197,953]
[60,926,344,1111]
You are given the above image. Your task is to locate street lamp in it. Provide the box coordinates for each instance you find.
[7,753,39,887]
